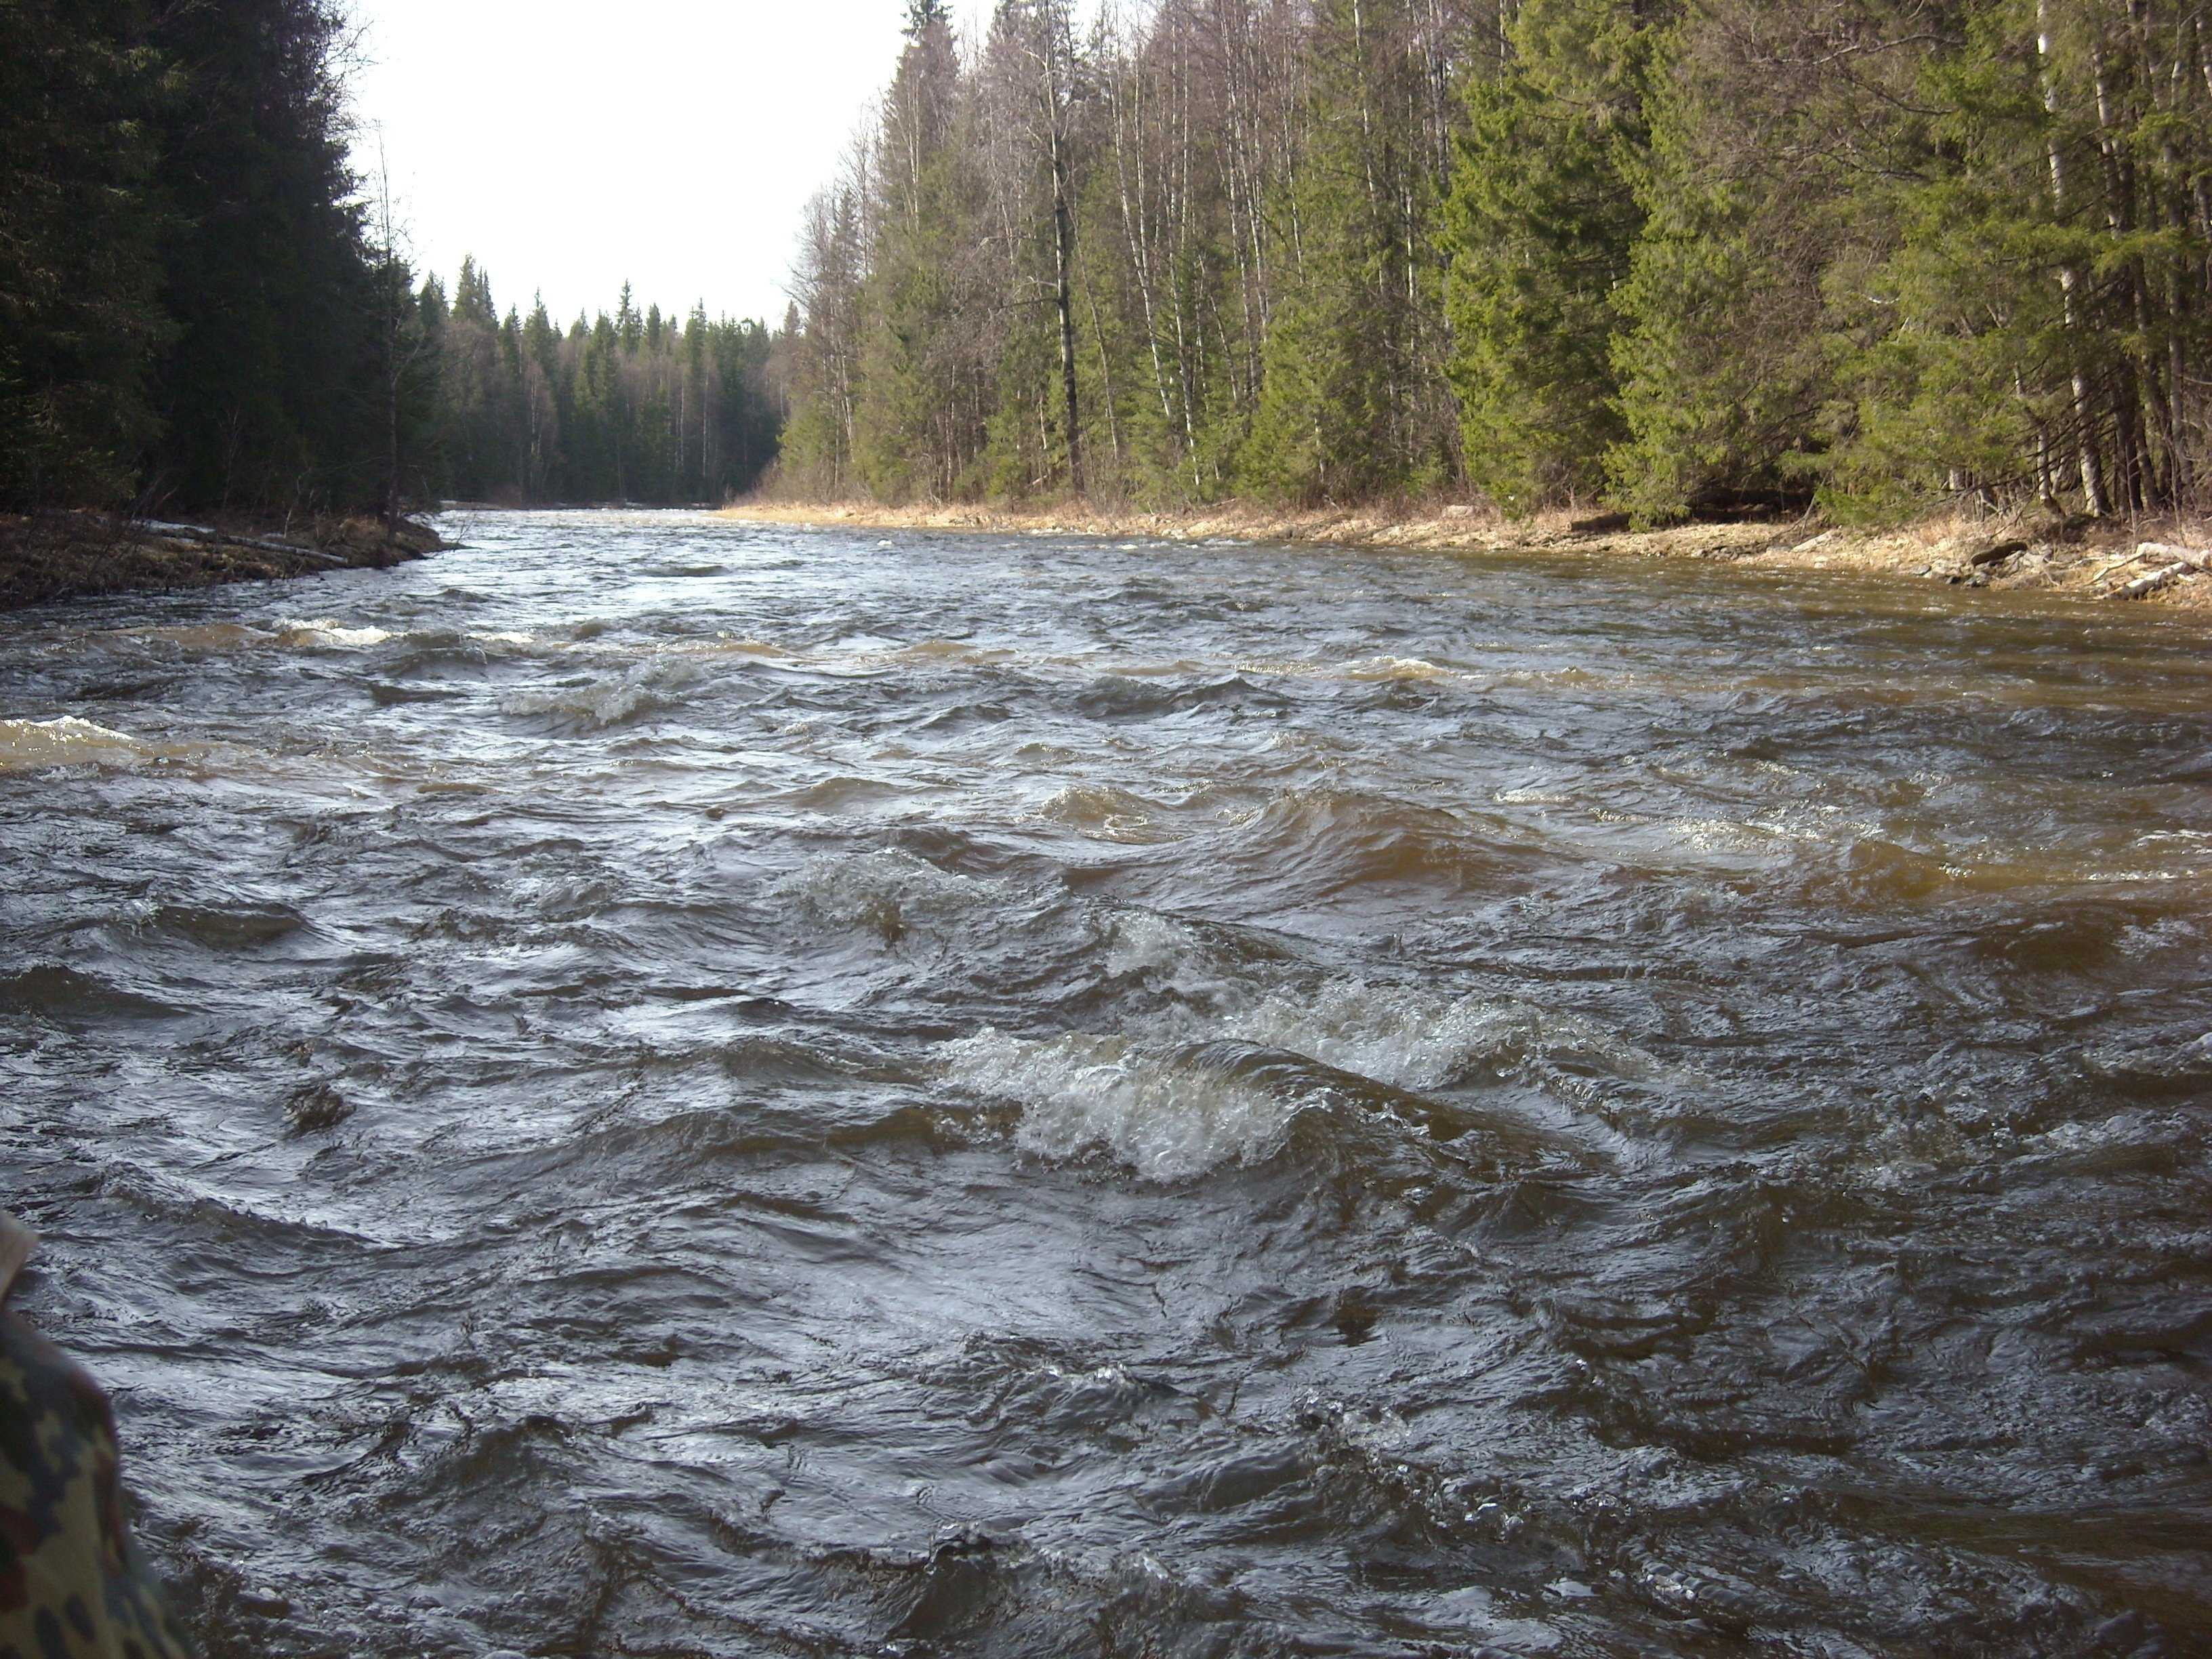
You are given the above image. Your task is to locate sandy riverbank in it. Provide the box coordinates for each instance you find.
[724,499,2212,613]
[0,512,449,610]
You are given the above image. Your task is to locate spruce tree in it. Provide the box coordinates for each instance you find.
[1605,1,1914,522]
[1442,0,1652,516]
[851,0,968,500]
[0,0,166,507]
[148,0,390,512]
[1244,0,1437,502]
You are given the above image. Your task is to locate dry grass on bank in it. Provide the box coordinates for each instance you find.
[722,497,2212,615]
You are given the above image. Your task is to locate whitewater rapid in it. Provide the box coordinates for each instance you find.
[1,508,2207,1656]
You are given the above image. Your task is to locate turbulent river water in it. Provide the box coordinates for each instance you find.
[2,509,2209,1658]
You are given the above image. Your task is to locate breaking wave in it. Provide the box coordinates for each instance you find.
[0,714,147,767]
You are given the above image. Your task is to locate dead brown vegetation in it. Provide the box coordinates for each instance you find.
[723,500,2212,614]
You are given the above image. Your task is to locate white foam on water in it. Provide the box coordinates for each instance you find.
[2029,1111,2184,1158]
[499,657,701,729]
[2118,916,2202,957]
[500,679,658,729]
[1342,655,1452,682]
[953,906,1666,1178]
[276,617,393,649]
[1098,912,1264,1010]
[1103,912,1195,979]
[770,848,1004,941]
[941,1029,1299,1181]
[1218,983,1509,1092]
[0,716,148,769]
[1101,911,1658,1091]
[1037,783,1162,844]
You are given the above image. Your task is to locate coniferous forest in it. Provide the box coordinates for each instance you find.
[2,0,394,514]
[1,0,782,518]
[777,0,2212,523]
[413,266,783,507]
[9,0,2211,527]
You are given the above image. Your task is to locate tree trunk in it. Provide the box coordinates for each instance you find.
[2039,0,2112,516]
[1050,121,1085,497]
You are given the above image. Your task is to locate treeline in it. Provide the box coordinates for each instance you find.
[1,0,781,520]
[413,266,783,506]
[1,0,401,516]
[779,0,2212,522]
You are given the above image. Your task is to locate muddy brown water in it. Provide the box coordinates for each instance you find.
[2,509,2208,1657]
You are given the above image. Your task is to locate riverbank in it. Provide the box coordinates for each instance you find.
[724,499,2212,613]
[0,512,451,611]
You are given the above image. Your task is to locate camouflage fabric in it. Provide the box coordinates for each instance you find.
[1,1214,194,1659]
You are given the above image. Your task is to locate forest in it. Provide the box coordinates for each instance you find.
[415,266,783,507]
[0,0,783,518]
[9,0,2208,527]
[777,0,2212,523]
[2,0,394,516]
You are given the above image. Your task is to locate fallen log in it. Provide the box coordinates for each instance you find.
[138,519,353,567]
[2134,541,2212,574]
[2092,548,2156,578]
[2115,563,2192,600]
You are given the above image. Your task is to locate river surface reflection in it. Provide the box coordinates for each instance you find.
[2,509,2208,1656]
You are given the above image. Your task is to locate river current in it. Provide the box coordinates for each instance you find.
[2,510,2208,1656]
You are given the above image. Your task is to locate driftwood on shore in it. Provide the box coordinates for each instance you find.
[2116,564,2190,600]
[139,520,354,567]
[2132,541,2212,573]
[2093,542,2209,600]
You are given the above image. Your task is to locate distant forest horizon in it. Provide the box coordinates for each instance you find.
[408,262,786,509]
[1,0,789,520]
[5,0,2209,525]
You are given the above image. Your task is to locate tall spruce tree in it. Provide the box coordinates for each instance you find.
[148,0,388,512]
[1606,1,1914,521]
[0,0,167,508]
[853,0,970,500]
[1822,0,2211,516]
[1245,0,1449,501]
[1443,0,1653,514]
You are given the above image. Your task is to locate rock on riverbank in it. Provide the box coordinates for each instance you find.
[0,512,451,611]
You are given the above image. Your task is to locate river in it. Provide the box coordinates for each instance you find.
[2,509,2207,1656]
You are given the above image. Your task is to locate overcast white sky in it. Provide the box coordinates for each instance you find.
[348,2,987,329]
